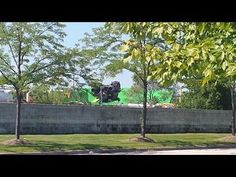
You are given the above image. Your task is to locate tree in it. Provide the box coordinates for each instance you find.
[178,82,230,110]
[0,22,68,140]
[29,84,67,104]
[78,22,171,139]
[65,48,102,88]
[132,75,161,105]
[30,84,51,104]
[104,22,170,139]
[75,25,125,81]
[151,22,236,135]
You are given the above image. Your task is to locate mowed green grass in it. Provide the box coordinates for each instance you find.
[0,133,236,154]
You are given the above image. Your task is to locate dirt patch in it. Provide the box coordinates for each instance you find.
[219,135,236,142]
[129,136,155,143]
[2,139,32,145]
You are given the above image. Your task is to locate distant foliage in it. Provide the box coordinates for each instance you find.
[126,85,144,104]
[30,84,65,104]
[177,84,231,110]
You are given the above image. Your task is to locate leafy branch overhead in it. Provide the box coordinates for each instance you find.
[152,22,236,87]
[0,22,69,90]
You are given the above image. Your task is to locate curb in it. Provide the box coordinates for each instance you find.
[1,145,236,155]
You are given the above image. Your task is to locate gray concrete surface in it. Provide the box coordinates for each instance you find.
[1,148,236,155]
[0,103,232,134]
[81,148,236,155]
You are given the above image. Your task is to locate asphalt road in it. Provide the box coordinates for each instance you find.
[76,148,236,155]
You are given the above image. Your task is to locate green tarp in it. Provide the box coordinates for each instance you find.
[63,87,173,105]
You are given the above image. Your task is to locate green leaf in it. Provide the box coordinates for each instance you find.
[204,69,213,78]
[171,74,177,82]
[220,51,225,60]
[209,54,215,61]
[152,27,164,35]
[187,48,197,56]
[202,77,210,86]
[120,44,129,52]
[227,70,236,77]
[222,61,228,70]
[145,44,153,51]
[173,43,180,51]
[147,75,152,81]
[166,27,173,34]
[226,64,236,76]
[199,23,205,35]
[175,61,182,68]
[187,58,195,66]
[123,55,132,63]
[146,55,152,62]
[201,48,207,60]
[132,48,141,58]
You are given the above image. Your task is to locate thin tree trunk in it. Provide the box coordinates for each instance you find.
[141,80,148,138]
[16,26,22,140]
[230,86,235,136]
[15,90,21,140]
[100,86,103,105]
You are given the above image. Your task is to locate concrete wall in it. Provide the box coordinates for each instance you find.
[0,103,232,134]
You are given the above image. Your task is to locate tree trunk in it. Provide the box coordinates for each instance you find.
[230,86,235,136]
[100,86,103,105]
[141,80,148,138]
[15,90,21,140]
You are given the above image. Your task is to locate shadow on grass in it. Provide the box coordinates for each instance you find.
[26,140,236,152]
[2,137,236,153]
[157,140,196,147]
[157,139,236,148]
[19,141,123,152]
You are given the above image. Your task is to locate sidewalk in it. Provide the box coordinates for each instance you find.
[83,148,236,155]
[1,145,236,155]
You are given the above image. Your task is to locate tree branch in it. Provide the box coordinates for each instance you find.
[21,51,27,63]
[1,27,18,67]
[0,70,16,87]
[28,56,52,74]
[18,29,23,68]
[124,66,144,83]
[30,62,56,74]
[37,23,55,36]
[0,56,18,75]
[107,33,123,43]
[146,60,151,76]
[24,72,57,86]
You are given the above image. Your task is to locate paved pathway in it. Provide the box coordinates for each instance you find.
[75,148,236,155]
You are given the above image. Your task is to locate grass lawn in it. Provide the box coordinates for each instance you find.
[0,133,236,154]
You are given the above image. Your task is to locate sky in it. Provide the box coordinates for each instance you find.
[63,22,134,88]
